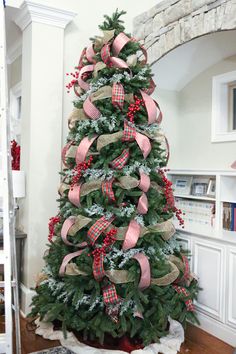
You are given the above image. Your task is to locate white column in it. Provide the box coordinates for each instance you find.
[14,1,76,314]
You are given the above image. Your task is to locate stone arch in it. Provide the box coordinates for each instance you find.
[133,0,236,66]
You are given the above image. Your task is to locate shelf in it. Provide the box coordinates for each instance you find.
[174,222,236,245]
[174,194,215,201]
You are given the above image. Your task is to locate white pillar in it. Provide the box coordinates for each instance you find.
[14,1,76,314]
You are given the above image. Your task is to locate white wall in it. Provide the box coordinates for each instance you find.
[175,56,236,170]
[155,88,180,167]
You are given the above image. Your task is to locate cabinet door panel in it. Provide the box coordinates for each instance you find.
[193,239,224,321]
[227,247,236,328]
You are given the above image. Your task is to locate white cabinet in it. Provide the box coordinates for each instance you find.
[193,238,225,321]
[227,246,236,328]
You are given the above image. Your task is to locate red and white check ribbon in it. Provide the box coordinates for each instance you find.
[75,135,97,164]
[112,82,125,109]
[68,184,82,208]
[173,285,195,311]
[133,253,151,290]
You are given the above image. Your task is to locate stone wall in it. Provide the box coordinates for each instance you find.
[133,0,236,65]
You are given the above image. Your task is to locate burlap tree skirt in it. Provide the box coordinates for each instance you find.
[35,317,184,354]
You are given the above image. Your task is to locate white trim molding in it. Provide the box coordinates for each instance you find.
[20,283,36,317]
[212,70,236,143]
[7,38,22,64]
[14,1,77,31]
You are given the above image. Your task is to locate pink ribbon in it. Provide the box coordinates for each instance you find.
[68,184,82,207]
[61,217,87,247]
[137,192,148,214]
[112,32,130,56]
[61,141,74,168]
[78,65,94,91]
[112,82,125,109]
[83,96,101,119]
[101,44,130,71]
[59,249,85,276]
[139,172,150,193]
[75,135,97,164]
[86,45,96,63]
[135,131,151,159]
[133,253,151,290]
[122,220,141,251]
[140,90,158,125]
[122,121,151,159]
[231,161,236,169]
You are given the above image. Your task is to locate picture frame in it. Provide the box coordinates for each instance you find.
[206,178,216,197]
[172,176,192,195]
[192,182,208,196]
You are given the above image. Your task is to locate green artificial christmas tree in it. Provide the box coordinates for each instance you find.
[30,10,199,349]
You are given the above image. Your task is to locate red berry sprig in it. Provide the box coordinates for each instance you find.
[127,96,144,123]
[159,169,185,228]
[66,71,79,93]
[71,156,93,188]
[48,216,60,242]
[89,229,117,258]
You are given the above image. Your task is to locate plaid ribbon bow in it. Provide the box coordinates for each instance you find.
[103,282,121,323]
[102,178,116,202]
[110,149,130,170]
[122,120,136,142]
[93,253,105,281]
[87,215,114,245]
[101,44,111,65]
[173,285,195,312]
[103,283,119,305]
[112,82,125,109]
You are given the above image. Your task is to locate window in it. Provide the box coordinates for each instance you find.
[212,71,236,142]
[10,82,22,143]
[228,82,236,131]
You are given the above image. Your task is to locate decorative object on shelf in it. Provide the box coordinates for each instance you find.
[11,139,20,170]
[191,177,210,196]
[206,178,216,198]
[223,202,236,231]
[172,175,192,195]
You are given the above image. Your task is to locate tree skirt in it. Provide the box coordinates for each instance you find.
[35,317,184,354]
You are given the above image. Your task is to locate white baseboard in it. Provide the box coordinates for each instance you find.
[196,311,236,347]
[20,283,36,317]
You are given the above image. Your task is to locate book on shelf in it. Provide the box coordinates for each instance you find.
[223,202,236,231]
[175,198,215,228]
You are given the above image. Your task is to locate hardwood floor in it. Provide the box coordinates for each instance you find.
[11,317,236,354]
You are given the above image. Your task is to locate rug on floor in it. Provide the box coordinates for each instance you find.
[30,346,76,354]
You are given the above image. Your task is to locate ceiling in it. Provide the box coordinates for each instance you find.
[152,30,236,91]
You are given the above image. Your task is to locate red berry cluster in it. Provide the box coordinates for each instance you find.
[159,169,185,228]
[66,71,79,93]
[11,140,20,170]
[89,229,117,259]
[127,96,144,123]
[48,216,60,242]
[71,156,93,188]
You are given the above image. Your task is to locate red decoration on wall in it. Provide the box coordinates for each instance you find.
[11,140,20,170]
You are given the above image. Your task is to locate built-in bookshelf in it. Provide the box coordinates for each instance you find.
[167,170,236,243]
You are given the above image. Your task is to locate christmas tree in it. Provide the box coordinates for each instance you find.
[30,10,199,348]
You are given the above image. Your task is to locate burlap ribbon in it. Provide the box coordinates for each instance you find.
[64,259,179,286]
